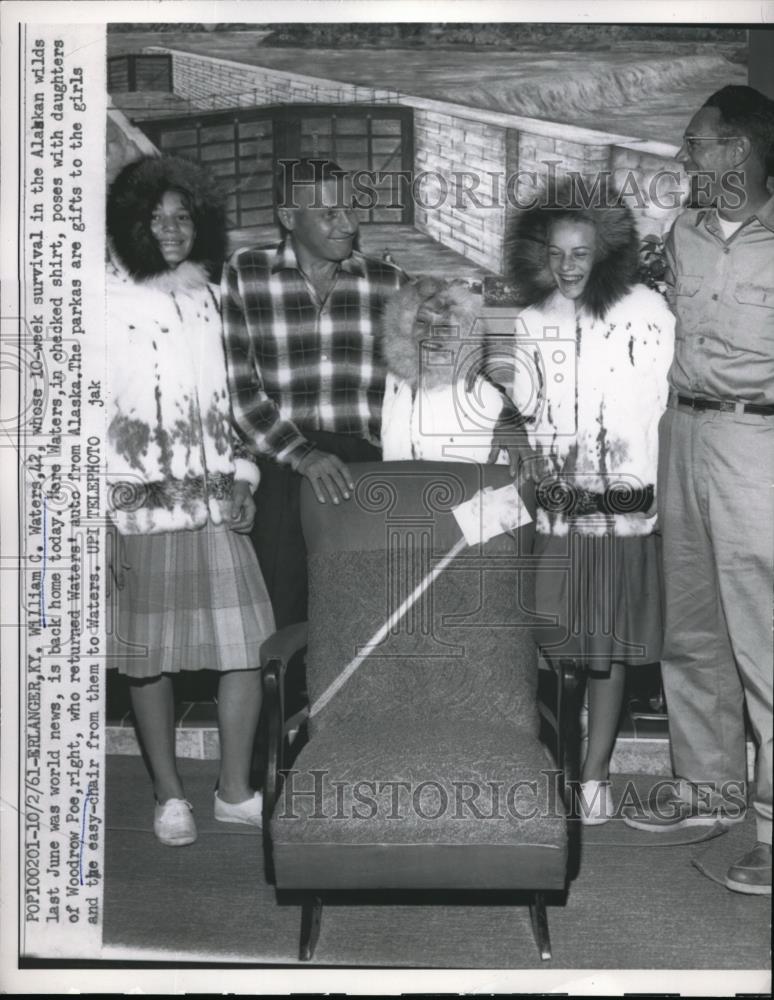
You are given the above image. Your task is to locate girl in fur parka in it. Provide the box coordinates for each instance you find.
[106,156,275,846]
[507,189,674,824]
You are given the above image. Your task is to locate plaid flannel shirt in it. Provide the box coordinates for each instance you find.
[222,239,405,467]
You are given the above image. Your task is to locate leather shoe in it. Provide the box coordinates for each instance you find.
[623,782,745,832]
[214,790,263,827]
[726,842,772,895]
[153,798,197,847]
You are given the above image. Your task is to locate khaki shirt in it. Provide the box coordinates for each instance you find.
[664,194,774,405]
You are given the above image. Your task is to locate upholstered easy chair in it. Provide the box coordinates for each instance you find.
[261,461,579,963]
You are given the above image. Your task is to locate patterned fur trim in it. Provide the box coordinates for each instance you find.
[109,472,235,514]
[382,277,486,389]
[505,181,639,319]
[106,155,228,282]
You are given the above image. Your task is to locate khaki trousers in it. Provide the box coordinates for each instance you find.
[658,401,774,844]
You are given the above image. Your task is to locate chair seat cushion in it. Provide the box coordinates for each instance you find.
[271,721,567,890]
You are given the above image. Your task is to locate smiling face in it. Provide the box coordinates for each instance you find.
[279,177,359,265]
[150,190,196,268]
[547,218,597,303]
[676,106,741,203]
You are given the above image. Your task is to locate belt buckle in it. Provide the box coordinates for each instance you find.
[675,393,698,410]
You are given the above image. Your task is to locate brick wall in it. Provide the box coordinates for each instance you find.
[413,110,506,273]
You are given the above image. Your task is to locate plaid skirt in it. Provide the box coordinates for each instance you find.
[532,528,664,669]
[108,521,276,678]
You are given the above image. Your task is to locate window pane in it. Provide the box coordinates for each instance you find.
[371,138,401,157]
[301,118,332,135]
[200,123,235,143]
[199,141,235,162]
[239,119,273,139]
[332,118,367,135]
[371,119,403,135]
[160,129,198,150]
[240,207,276,227]
[334,137,368,156]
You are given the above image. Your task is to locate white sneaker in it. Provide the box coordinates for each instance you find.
[578,780,614,826]
[214,790,263,827]
[153,798,197,846]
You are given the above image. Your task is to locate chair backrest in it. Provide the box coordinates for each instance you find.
[301,461,539,736]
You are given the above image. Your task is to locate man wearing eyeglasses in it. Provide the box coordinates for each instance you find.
[624,86,774,897]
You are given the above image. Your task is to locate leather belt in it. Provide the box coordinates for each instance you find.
[536,481,654,516]
[673,393,774,416]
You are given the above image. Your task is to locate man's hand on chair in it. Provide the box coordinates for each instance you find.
[297,448,355,504]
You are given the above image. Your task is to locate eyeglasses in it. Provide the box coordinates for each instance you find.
[682,135,738,149]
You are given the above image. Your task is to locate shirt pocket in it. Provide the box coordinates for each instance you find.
[675,274,703,297]
[733,282,774,309]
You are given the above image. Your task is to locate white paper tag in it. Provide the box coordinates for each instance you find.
[451,483,533,545]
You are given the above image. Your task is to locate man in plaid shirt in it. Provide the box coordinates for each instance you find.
[222,158,405,628]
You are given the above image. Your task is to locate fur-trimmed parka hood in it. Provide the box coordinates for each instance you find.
[106,155,228,282]
[505,183,640,319]
[382,276,487,389]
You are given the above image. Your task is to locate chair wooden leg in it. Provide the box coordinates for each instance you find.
[299,895,323,961]
[528,891,552,961]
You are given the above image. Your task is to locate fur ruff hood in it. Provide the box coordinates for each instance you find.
[382,277,486,389]
[106,155,228,282]
[505,183,640,319]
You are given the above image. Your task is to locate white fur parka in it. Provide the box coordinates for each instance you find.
[106,259,259,535]
[514,285,675,536]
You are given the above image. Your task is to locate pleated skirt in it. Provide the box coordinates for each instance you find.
[108,521,276,678]
[532,528,664,669]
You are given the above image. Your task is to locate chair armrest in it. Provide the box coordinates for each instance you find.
[260,623,309,881]
[538,656,585,806]
[260,621,309,670]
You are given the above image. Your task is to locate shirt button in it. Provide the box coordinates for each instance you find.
[723,247,730,254]
[321,353,329,361]
[711,293,719,301]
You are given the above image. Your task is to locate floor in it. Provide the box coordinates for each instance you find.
[101,756,771,975]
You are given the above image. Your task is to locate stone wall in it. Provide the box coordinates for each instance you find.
[143,47,683,275]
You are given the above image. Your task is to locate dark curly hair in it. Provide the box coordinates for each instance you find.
[106,155,228,281]
[505,180,640,320]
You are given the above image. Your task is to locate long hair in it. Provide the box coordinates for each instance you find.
[505,181,640,320]
[106,155,228,281]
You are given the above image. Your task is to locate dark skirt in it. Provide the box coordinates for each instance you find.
[108,521,275,678]
[532,528,664,669]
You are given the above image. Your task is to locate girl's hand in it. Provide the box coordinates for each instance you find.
[229,479,256,533]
